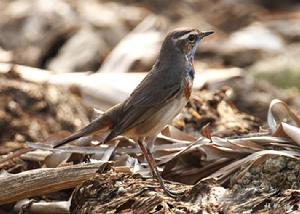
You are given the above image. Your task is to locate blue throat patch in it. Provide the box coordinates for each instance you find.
[186,40,199,80]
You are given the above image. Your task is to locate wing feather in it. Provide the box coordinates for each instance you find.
[105,68,183,141]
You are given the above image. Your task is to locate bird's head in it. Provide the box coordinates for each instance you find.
[160,29,214,62]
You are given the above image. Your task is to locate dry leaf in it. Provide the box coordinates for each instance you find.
[44,152,72,168]
[268,99,300,133]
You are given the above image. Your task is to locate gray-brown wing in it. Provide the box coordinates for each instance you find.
[105,70,183,141]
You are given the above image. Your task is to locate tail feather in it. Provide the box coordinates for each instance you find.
[53,115,112,148]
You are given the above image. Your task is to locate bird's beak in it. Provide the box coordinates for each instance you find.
[199,31,214,39]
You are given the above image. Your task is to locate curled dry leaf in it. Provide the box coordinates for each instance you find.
[268,99,300,132]
[280,123,300,146]
[268,99,300,145]
[44,151,72,168]
[160,125,196,141]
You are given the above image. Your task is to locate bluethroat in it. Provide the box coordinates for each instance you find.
[53,29,214,197]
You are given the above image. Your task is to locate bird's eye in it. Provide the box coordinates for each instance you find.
[188,34,196,42]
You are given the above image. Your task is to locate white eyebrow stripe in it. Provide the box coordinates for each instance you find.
[177,31,198,40]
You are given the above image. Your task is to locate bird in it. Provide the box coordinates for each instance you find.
[53,28,214,197]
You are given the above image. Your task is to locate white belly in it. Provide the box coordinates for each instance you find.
[137,96,188,136]
[158,96,187,126]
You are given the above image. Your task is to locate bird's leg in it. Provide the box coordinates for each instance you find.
[137,137,179,197]
[141,136,157,178]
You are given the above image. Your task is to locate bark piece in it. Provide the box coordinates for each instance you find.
[0,162,104,205]
[71,165,225,213]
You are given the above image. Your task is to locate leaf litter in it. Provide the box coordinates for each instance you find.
[1,67,300,212]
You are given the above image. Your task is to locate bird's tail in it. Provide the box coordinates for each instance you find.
[53,115,112,148]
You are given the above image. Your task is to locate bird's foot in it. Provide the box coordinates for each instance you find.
[159,182,184,198]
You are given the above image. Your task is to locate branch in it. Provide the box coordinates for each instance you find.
[0,162,104,205]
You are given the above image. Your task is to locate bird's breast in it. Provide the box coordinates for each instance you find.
[123,92,188,138]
